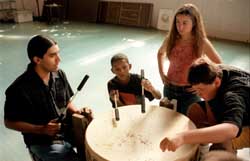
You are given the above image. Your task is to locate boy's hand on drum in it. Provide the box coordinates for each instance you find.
[159,134,184,152]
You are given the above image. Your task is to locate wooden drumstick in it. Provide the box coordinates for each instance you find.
[114,93,120,121]
[141,69,146,113]
[57,75,89,123]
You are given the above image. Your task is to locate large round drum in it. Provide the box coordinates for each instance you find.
[85,105,199,161]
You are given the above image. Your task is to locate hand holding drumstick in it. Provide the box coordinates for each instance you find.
[141,79,162,100]
[110,90,124,107]
[114,92,120,121]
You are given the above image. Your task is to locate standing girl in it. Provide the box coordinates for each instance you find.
[157,3,222,114]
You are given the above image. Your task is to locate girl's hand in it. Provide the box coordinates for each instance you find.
[161,75,170,85]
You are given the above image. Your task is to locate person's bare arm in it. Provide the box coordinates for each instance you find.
[160,123,239,152]
[203,38,222,64]
[150,88,162,100]
[4,119,60,136]
[157,38,168,84]
[142,79,162,99]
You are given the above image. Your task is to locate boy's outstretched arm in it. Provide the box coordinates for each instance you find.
[142,79,161,99]
[160,123,239,152]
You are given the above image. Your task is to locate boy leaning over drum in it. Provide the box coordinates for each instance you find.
[160,57,249,156]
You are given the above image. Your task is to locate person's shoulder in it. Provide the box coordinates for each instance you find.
[202,38,212,46]
[130,73,141,79]
[220,65,250,79]
[219,65,250,91]
[129,74,143,84]
[5,71,29,95]
[53,69,67,80]
[220,64,248,73]
[159,38,168,53]
[57,69,66,76]
[107,76,118,85]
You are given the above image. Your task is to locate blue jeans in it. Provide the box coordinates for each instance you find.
[29,141,81,161]
[163,84,201,115]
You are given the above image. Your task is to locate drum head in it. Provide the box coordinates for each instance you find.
[85,105,198,161]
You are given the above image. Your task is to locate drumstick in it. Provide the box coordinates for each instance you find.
[171,99,177,111]
[141,69,146,113]
[112,117,117,127]
[114,93,120,121]
[57,75,89,122]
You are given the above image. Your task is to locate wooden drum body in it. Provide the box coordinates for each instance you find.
[85,105,199,161]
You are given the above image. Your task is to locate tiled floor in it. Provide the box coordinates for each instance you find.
[0,21,249,161]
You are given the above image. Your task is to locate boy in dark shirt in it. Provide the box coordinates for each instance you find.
[160,57,249,154]
[107,53,161,107]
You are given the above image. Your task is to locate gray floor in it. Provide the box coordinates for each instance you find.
[0,21,249,161]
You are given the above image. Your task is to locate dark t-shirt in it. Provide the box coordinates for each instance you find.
[208,65,250,130]
[4,64,73,146]
[107,73,154,107]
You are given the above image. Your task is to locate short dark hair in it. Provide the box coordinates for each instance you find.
[111,53,129,66]
[188,58,222,85]
[27,35,57,63]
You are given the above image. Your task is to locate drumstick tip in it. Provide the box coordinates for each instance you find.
[112,117,118,128]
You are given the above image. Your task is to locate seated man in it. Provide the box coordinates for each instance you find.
[160,57,249,155]
[4,35,92,161]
